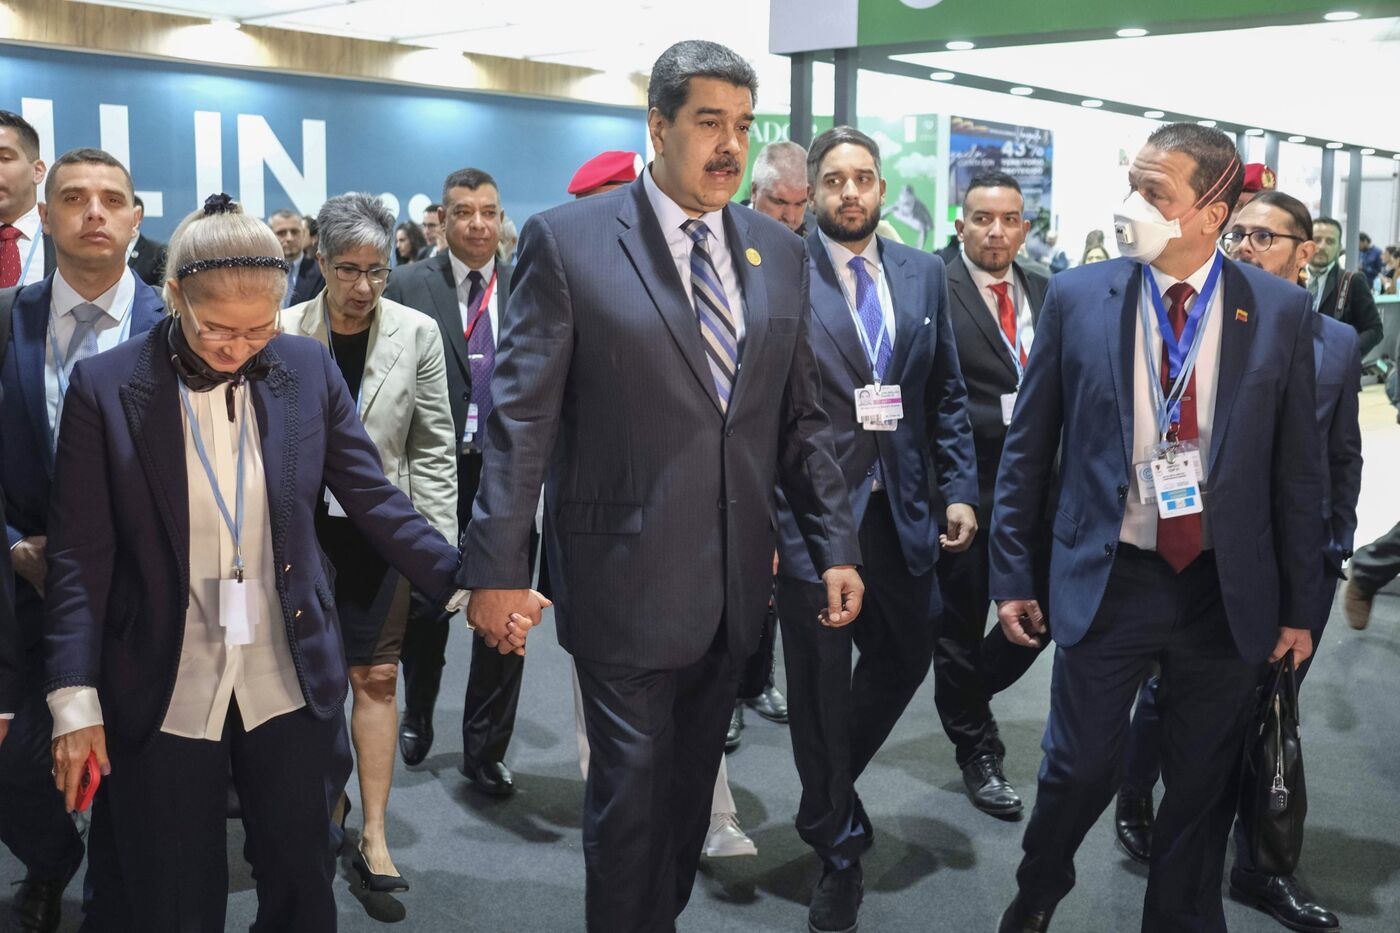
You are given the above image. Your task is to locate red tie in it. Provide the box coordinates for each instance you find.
[0,225,22,289]
[989,281,1026,366]
[1155,281,1202,574]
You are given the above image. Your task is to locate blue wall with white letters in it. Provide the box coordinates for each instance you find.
[1,43,645,240]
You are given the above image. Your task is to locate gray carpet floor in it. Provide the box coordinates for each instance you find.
[6,387,1400,932]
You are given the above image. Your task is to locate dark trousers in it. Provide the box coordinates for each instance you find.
[1018,547,1261,932]
[933,472,1045,766]
[1123,580,1332,877]
[1350,518,1400,595]
[738,602,779,700]
[574,634,738,933]
[0,643,83,881]
[399,451,536,765]
[103,702,351,933]
[775,491,939,868]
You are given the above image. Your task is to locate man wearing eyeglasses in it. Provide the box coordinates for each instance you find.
[384,168,533,797]
[1116,189,1361,933]
[0,147,165,933]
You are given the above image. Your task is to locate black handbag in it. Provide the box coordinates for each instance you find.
[1237,654,1307,876]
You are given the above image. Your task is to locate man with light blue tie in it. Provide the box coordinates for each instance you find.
[0,147,165,933]
[773,126,978,933]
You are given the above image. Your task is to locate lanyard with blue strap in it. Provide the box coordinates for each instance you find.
[992,276,1026,386]
[1138,252,1223,451]
[837,258,890,383]
[17,231,41,286]
[179,381,250,581]
[321,304,366,417]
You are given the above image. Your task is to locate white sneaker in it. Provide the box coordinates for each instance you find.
[703,812,758,858]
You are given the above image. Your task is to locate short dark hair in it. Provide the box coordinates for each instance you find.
[963,171,1022,210]
[304,214,319,237]
[1313,216,1342,238]
[0,110,41,161]
[807,125,882,186]
[648,40,758,123]
[133,194,144,210]
[442,168,498,207]
[1247,190,1313,241]
[424,203,442,215]
[1358,232,1371,243]
[43,148,134,202]
[1145,123,1243,228]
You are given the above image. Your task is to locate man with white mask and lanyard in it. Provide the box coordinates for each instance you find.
[990,123,1322,933]
[0,147,165,933]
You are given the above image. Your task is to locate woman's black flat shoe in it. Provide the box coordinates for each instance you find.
[349,844,410,893]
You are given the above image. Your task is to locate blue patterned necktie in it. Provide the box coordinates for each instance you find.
[848,256,891,381]
[682,219,738,411]
[465,270,495,430]
[849,256,892,487]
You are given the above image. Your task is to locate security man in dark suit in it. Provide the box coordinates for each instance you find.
[934,171,1049,820]
[0,148,166,933]
[127,195,167,287]
[1307,216,1382,357]
[991,124,1323,932]
[774,126,977,933]
[0,465,18,753]
[458,41,863,933]
[383,168,531,796]
[270,208,324,307]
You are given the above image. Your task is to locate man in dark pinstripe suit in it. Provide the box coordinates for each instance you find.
[458,40,864,933]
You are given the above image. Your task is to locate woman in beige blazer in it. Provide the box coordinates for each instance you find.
[282,193,457,894]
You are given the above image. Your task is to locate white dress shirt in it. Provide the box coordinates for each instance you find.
[965,253,1035,367]
[449,252,500,346]
[820,231,896,359]
[46,268,136,439]
[642,166,747,347]
[1120,251,1225,551]
[48,383,305,741]
[8,203,46,287]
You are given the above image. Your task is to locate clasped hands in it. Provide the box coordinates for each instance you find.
[465,589,552,655]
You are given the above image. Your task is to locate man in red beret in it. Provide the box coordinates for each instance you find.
[568,151,641,198]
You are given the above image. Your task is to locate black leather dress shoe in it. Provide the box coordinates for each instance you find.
[460,759,515,796]
[9,874,69,933]
[726,703,744,752]
[398,713,433,766]
[961,755,1023,818]
[808,861,862,933]
[746,684,789,723]
[1229,868,1340,932]
[1114,789,1154,865]
[998,894,1054,932]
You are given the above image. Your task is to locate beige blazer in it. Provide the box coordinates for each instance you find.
[282,292,458,543]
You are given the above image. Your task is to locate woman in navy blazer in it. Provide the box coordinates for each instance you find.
[41,197,464,932]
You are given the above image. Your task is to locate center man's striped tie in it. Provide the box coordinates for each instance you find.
[682,219,738,410]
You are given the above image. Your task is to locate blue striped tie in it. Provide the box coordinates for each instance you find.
[848,257,891,380]
[682,219,738,410]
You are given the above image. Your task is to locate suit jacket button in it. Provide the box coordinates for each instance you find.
[1116,484,1129,499]
[295,609,303,618]
[1104,543,1116,557]
[726,428,735,437]
[283,564,292,573]
[866,467,875,476]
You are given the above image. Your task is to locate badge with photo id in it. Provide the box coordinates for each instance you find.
[1134,442,1203,505]
[1149,454,1204,519]
[855,384,903,431]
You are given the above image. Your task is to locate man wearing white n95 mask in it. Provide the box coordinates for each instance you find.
[990,123,1322,933]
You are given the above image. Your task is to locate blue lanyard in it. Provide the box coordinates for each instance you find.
[18,232,41,286]
[839,263,890,383]
[1139,253,1223,439]
[179,382,250,580]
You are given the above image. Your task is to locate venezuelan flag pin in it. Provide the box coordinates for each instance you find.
[746,247,762,267]
[1235,309,1249,323]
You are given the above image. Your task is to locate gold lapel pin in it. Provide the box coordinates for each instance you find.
[746,247,762,267]
[1235,309,1249,322]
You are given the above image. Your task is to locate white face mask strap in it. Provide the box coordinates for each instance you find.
[1184,156,1242,225]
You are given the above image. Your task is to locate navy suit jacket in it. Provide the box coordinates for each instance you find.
[459,177,859,670]
[776,234,977,582]
[0,473,19,714]
[989,257,1323,664]
[1,275,166,645]
[1313,313,1362,595]
[42,321,462,751]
